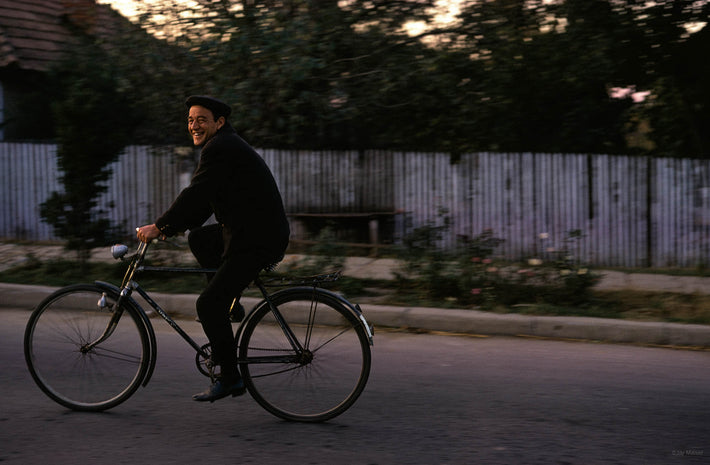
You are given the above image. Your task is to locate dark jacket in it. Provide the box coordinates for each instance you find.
[155,123,289,258]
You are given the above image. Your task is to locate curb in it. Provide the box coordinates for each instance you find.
[3,282,709,348]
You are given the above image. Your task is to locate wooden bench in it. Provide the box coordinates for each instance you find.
[287,211,400,256]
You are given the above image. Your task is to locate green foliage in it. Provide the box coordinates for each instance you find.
[94,21,207,145]
[40,40,133,264]
[0,257,210,292]
[120,0,709,157]
[395,221,600,308]
[499,236,601,308]
[394,209,455,298]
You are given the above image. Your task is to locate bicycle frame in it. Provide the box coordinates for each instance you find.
[130,269,306,360]
[91,241,373,389]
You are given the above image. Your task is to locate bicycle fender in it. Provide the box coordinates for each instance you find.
[307,287,374,346]
[94,281,158,387]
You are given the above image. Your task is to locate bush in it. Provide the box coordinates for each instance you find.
[40,40,133,267]
[395,224,600,309]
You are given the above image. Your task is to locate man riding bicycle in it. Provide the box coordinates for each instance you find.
[136,95,290,402]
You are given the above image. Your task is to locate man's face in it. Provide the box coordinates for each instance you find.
[187,105,224,146]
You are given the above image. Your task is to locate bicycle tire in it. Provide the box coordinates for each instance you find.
[24,284,151,412]
[239,288,371,422]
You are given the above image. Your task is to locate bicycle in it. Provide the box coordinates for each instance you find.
[23,240,374,422]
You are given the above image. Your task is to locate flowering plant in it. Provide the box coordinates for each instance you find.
[396,226,600,309]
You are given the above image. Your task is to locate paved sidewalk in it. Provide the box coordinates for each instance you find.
[2,242,710,347]
[4,242,710,294]
[2,282,709,348]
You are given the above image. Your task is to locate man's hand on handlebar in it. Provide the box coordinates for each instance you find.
[136,224,165,243]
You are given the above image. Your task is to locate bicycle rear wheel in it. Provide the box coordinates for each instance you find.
[24,284,150,411]
[239,288,371,422]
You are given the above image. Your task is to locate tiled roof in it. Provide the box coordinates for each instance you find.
[0,0,126,72]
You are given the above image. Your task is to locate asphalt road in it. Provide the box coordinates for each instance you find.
[2,308,709,465]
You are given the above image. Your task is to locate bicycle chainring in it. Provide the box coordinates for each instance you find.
[195,343,214,378]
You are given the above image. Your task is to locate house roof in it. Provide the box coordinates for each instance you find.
[0,0,127,72]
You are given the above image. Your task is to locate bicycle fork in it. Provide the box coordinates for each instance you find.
[80,289,129,353]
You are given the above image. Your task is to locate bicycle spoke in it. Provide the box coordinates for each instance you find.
[304,291,317,350]
[89,347,144,365]
[310,325,354,354]
[240,288,371,422]
[249,364,303,379]
[25,285,149,411]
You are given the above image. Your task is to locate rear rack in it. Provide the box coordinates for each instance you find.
[260,271,342,287]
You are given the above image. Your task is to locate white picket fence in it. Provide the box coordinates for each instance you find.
[1,142,709,268]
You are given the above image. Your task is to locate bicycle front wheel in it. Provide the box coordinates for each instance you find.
[24,284,150,411]
[239,288,371,422]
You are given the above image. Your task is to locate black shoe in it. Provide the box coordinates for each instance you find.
[229,300,245,322]
[192,378,246,403]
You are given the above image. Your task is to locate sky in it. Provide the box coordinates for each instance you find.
[99,0,140,18]
[98,0,704,52]
[99,0,464,34]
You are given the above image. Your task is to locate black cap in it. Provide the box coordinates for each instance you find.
[185,95,232,119]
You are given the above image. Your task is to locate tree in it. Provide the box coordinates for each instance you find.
[622,0,710,157]
[40,40,134,265]
[118,0,708,157]
[451,0,635,153]
[454,0,709,157]
[130,0,444,149]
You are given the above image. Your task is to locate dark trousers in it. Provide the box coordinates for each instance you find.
[188,223,273,380]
